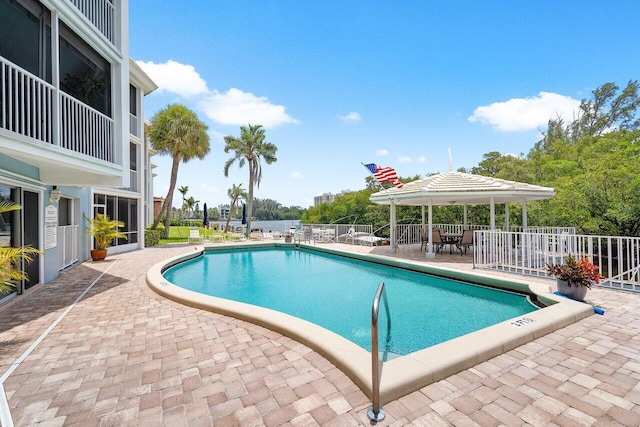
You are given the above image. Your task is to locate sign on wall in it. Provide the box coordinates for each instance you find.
[44,204,57,250]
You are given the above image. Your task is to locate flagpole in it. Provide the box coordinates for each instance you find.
[361,162,392,195]
[361,162,397,253]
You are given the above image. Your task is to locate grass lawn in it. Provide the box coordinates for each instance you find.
[158,226,230,245]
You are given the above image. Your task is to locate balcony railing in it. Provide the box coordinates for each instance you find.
[1,56,114,163]
[130,113,139,137]
[1,59,54,144]
[68,0,115,43]
[60,92,113,162]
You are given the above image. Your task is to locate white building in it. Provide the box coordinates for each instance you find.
[0,0,157,303]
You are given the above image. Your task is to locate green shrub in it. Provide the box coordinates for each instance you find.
[145,229,163,246]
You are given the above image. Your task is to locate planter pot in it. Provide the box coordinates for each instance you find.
[556,279,588,301]
[284,236,292,243]
[91,249,108,261]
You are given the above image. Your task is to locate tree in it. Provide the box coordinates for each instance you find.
[178,185,189,219]
[184,196,199,219]
[148,104,210,237]
[224,183,248,233]
[223,124,277,235]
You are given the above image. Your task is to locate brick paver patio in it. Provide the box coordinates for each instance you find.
[1,244,639,426]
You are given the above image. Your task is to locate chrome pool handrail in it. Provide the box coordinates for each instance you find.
[368,281,391,421]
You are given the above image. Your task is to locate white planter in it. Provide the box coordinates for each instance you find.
[557,279,588,301]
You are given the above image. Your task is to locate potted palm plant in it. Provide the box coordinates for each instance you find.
[546,254,604,301]
[0,201,42,295]
[85,214,126,261]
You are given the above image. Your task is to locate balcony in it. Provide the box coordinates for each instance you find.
[68,0,116,44]
[1,55,122,186]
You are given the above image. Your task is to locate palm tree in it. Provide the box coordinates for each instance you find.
[184,196,199,219]
[148,104,210,238]
[224,184,248,233]
[178,185,189,219]
[0,201,42,295]
[223,124,277,235]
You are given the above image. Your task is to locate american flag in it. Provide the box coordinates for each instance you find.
[364,163,404,189]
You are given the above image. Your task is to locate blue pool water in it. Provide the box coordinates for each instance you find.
[163,247,537,355]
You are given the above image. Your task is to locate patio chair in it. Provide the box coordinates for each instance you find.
[188,228,203,244]
[431,229,444,253]
[419,228,428,252]
[456,229,474,254]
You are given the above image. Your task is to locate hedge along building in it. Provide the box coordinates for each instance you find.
[369,171,556,258]
[0,0,157,304]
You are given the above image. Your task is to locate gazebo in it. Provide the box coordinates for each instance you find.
[369,171,556,258]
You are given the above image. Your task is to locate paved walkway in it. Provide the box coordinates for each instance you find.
[0,244,639,426]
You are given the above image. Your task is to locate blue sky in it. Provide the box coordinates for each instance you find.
[129,1,640,209]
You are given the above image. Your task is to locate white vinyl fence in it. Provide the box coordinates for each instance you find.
[474,230,640,293]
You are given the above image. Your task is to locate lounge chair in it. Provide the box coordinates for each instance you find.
[456,229,474,254]
[188,228,203,243]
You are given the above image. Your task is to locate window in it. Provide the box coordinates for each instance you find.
[59,22,111,116]
[93,193,138,247]
[129,84,137,116]
[0,0,52,83]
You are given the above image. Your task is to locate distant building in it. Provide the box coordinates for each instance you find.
[314,191,351,206]
[219,205,231,220]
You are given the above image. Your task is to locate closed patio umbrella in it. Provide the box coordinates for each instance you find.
[203,202,209,227]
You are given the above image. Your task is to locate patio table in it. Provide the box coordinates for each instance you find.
[441,233,462,254]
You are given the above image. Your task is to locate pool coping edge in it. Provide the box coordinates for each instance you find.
[146,243,594,405]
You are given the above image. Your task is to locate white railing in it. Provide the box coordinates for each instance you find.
[1,58,54,144]
[395,223,492,245]
[300,223,375,245]
[474,230,640,292]
[58,225,79,270]
[69,0,115,43]
[126,169,138,192]
[59,92,114,162]
[130,113,140,137]
[507,226,577,234]
[1,56,114,163]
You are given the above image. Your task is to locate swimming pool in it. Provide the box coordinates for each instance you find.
[162,247,538,355]
[148,243,593,404]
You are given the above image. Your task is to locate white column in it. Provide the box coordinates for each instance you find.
[52,10,60,147]
[426,200,435,259]
[522,199,528,231]
[490,197,496,230]
[463,205,468,226]
[389,201,396,253]
[504,203,510,231]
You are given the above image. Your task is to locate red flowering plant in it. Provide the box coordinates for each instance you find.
[546,255,604,289]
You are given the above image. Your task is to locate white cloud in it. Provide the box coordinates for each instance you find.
[468,92,580,132]
[290,171,303,179]
[136,60,208,97]
[376,149,389,156]
[417,156,426,163]
[398,156,412,163]
[338,112,362,123]
[199,88,299,128]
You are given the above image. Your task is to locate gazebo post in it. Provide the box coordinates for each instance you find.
[463,205,468,227]
[505,203,510,231]
[490,197,496,230]
[389,200,397,253]
[426,199,435,259]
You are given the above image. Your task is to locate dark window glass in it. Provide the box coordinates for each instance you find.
[129,84,137,116]
[59,22,111,116]
[0,0,52,82]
